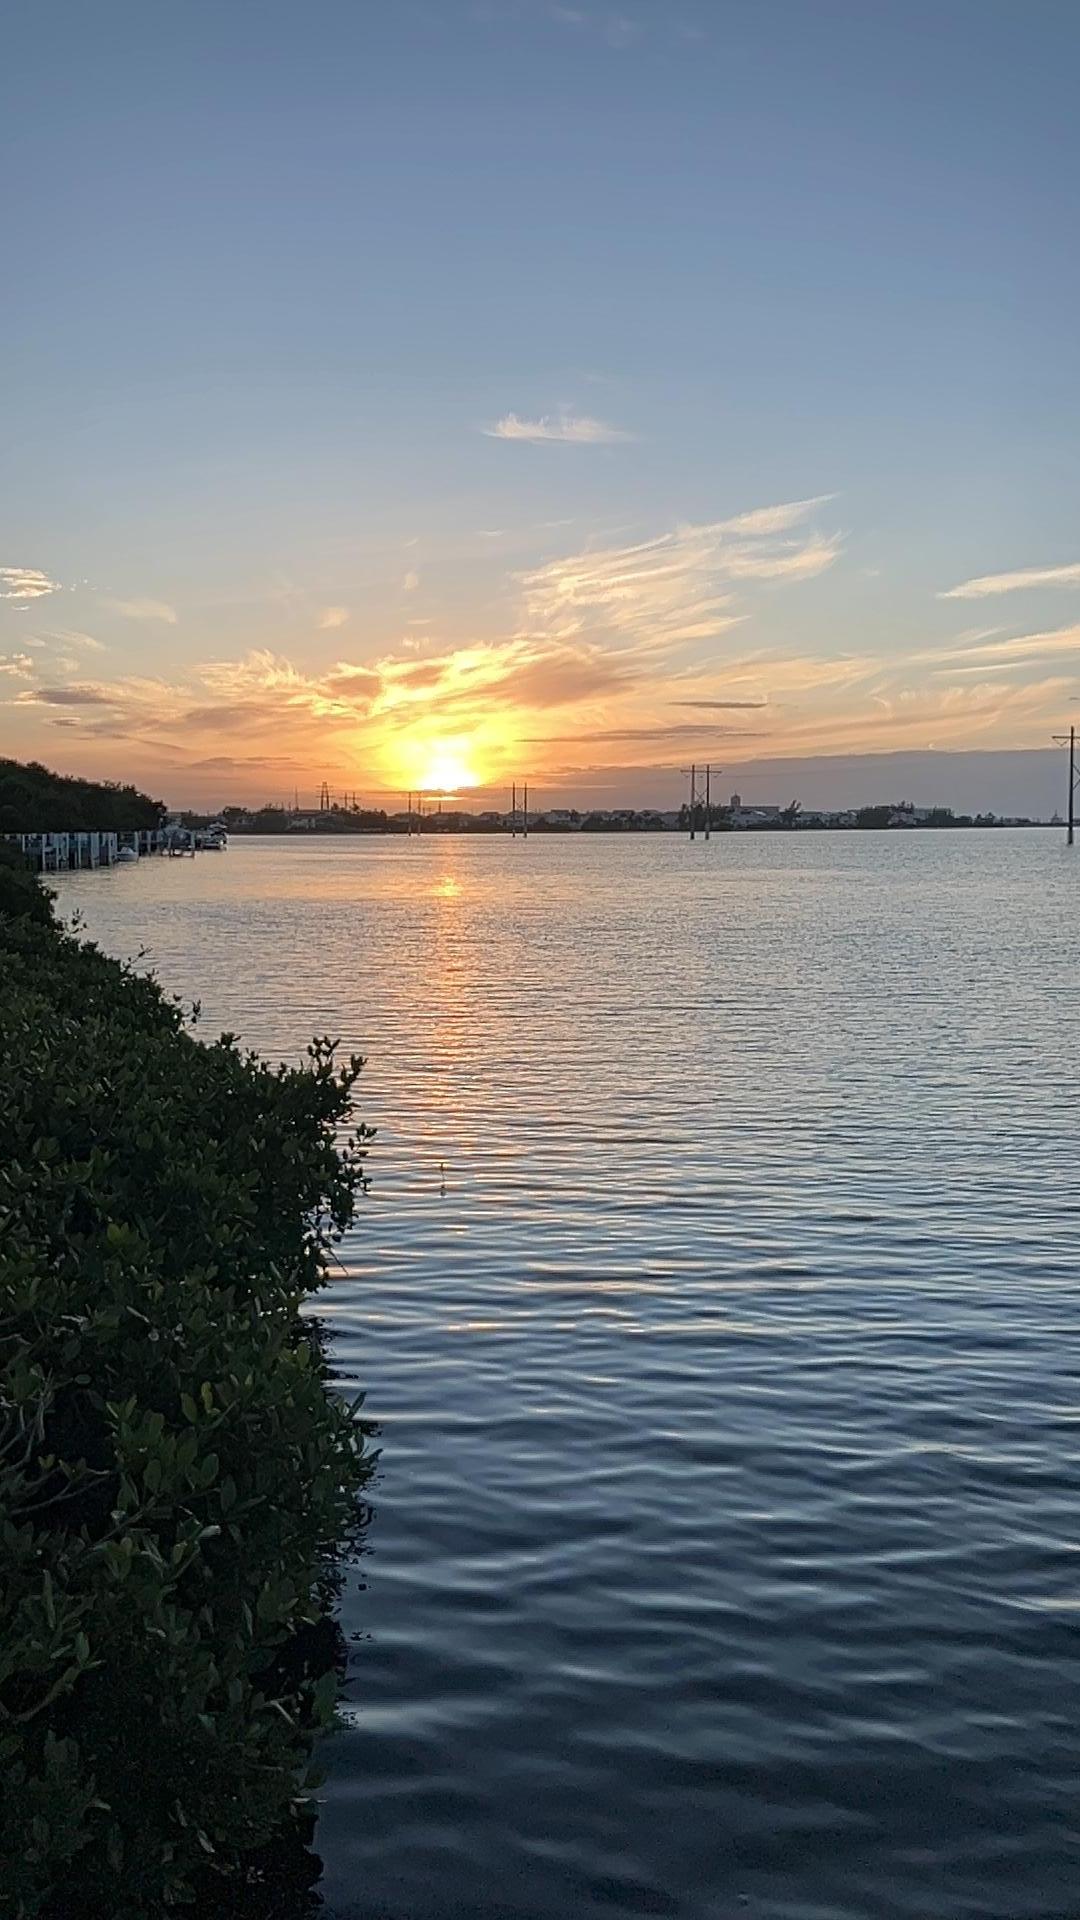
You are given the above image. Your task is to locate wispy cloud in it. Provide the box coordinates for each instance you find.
[715,496,835,537]
[38,626,107,652]
[1,566,61,602]
[672,697,768,711]
[318,606,349,630]
[941,561,1080,600]
[0,652,35,678]
[923,623,1080,669]
[546,4,643,43]
[527,722,758,745]
[519,500,840,650]
[484,411,632,445]
[403,569,420,592]
[102,597,178,624]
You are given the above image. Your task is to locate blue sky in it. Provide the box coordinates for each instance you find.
[3,0,1079,809]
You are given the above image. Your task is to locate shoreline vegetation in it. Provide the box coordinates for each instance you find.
[0,760,166,837]
[0,758,1053,842]
[0,843,374,1918]
[196,800,1052,837]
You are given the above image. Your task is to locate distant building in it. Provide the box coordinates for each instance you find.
[730,801,782,829]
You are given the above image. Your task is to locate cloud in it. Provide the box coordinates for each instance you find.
[718,533,841,582]
[484,411,632,444]
[527,723,759,745]
[318,606,349,630]
[0,652,35,678]
[102,597,178,624]
[481,640,632,708]
[178,701,277,733]
[21,684,115,706]
[37,626,107,652]
[322,663,382,703]
[605,13,643,45]
[672,698,768,710]
[197,651,309,697]
[519,503,840,651]
[0,567,61,602]
[758,666,1076,759]
[403,570,420,592]
[923,623,1080,669]
[941,562,1080,600]
[714,496,835,537]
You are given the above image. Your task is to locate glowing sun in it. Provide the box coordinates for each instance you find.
[417,741,480,794]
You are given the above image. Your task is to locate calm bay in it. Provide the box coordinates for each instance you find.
[54,830,1080,1920]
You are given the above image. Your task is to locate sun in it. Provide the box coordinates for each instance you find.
[416,740,480,794]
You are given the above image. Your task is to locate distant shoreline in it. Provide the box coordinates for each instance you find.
[229,818,1057,838]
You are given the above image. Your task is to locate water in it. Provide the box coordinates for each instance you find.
[54,831,1080,1920]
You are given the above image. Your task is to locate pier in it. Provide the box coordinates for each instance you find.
[3,828,168,873]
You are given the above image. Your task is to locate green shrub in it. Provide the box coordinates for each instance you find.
[0,758,165,834]
[0,876,373,1916]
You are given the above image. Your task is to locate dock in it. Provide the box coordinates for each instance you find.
[3,828,169,874]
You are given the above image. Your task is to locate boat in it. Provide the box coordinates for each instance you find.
[116,846,139,864]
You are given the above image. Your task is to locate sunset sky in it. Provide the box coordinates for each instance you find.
[3,0,1079,812]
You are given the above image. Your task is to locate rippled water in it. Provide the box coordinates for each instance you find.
[54,831,1080,1919]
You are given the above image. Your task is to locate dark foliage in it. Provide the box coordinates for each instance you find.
[0,759,166,834]
[0,843,52,925]
[0,875,373,1916]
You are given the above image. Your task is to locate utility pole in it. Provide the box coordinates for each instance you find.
[1052,726,1077,846]
[523,780,529,839]
[683,763,717,841]
[676,760,718,844]
[511,781,517,839]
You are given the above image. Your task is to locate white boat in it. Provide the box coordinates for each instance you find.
[116,846,139,864]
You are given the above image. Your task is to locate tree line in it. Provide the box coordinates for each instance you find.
[0,758,166,834]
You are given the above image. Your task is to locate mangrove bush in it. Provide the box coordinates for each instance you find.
[0,759,165,835]
[0,864,372,1916]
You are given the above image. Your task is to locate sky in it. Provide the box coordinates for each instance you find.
[3,0,1080,814]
